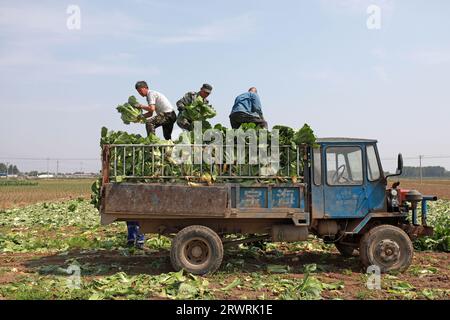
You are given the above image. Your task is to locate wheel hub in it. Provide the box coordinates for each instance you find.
[191,246,203,258]
[185,239,209,265]
[376,240,400,263]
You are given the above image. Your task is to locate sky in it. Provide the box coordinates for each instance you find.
[0,0,450,173]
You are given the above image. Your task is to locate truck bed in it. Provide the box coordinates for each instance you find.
[100,183,309,226]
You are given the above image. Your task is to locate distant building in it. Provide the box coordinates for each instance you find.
[38,174,55,179]
[71,172,98,178]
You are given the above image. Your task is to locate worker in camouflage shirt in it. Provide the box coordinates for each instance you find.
[176,83,213,131]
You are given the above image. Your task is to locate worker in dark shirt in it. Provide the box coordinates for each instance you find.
[176,83,213,131]
[229,87,268,129]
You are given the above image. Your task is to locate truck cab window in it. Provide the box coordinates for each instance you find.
[313,148,322,185]
[367,145,381,181]
[326,146,363,186]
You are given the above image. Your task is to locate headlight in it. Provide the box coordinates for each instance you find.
[391,189,398,197]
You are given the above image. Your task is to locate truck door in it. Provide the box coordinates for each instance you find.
[365,144,386,211]
[323,145,369,218]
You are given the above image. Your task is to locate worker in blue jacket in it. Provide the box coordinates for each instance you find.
[229,87,268,129]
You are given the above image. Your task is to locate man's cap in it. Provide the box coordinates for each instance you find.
[201,83,213,93]
[135,81,148,89]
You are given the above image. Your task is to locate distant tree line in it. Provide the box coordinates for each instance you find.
[0,163,20,175]
[402,166,450,178]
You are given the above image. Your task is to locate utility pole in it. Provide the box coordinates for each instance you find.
[6,162,9,179]
[47,157,50,177]
[419,155,423,184]
[56,160,59,178]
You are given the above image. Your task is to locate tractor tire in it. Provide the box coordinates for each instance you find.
[335,242,357,257]
[170,225,223,275]
[359,225,413,273]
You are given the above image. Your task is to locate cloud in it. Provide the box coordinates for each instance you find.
[0,3,257,79]
[0,51,159,77]
[410,50,450,65]
[0,3,256,46]
[371,48,387,59]
[0,3,162,77]
[0,5,67,34]
[319,0,396,24]
[299,69,353,87]
[320,0,394,12]
[372,65,390,83]
[0,4,146,38]
[158,14,257,44]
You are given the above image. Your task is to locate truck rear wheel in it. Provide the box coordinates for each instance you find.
[359,225,413,273]
[170,225,223,275]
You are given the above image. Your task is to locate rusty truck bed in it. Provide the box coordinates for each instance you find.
[100,183,309,228]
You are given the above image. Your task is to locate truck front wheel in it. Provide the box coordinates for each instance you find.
[170,225,223,275]
[359,225,413,273]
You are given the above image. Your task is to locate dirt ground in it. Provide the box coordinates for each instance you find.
[1,246,448,300]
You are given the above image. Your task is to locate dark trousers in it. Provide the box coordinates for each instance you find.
[176,112,193,131]
[126,221,145,245]
[146,111,177,140]
[229,112,268,129]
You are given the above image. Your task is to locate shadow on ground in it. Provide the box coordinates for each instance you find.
[22,247,362,277]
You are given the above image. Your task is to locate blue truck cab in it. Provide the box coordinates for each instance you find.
[305,138,436,271]
[311,138,386,220]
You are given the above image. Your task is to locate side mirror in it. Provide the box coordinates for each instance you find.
[396,153,403,175]
[386,153,403,179]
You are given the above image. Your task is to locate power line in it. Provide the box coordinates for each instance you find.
[423,155,450,159]
[381,155,450,161]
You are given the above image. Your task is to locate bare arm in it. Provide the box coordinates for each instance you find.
[138,104,156,113]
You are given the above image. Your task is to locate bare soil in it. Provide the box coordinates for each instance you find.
[1,248,448,300]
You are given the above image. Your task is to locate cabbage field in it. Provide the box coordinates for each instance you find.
[0,180,449,300]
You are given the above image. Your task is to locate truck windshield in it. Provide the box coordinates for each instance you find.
[326,146,363,186]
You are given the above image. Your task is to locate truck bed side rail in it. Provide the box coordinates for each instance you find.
[101,144,307,183]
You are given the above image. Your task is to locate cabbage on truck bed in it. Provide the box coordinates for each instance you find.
[93,99,318,208]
